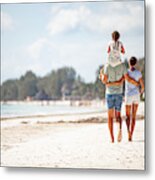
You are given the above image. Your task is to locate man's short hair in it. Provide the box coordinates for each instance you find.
[129,57,137,66]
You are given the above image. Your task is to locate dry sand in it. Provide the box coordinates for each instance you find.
[1,102,145,170]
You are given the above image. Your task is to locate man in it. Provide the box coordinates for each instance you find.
[100,63,139,143]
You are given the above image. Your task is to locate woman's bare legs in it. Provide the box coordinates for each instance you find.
[125,105,132,141]
[130,103,139,140]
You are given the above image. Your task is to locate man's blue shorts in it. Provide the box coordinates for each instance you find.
[106,94,123,112]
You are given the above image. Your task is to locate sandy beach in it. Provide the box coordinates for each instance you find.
[1,102,145,170]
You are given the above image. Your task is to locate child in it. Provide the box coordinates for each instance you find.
[107,31,125,67]
[99,31,125,81]
[125,57,144,141]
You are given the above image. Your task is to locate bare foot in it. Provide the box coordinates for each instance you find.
[128,131,132,142]
[117,130,122,142]
[111,136,114,143]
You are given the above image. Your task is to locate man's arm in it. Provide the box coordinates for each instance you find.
[100,64,124,87]
[125,74,139,86]
[122,63,139,86]
[139,77,145,94]
[101,74,124,87]
[106,77,124,87]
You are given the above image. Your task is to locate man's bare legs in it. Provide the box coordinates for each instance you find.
[115,111,122,142]
[130,104,138,140]
[125,105,132,141]
[108,109,115,143]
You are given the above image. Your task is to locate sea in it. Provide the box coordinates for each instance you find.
[1,101,104,119]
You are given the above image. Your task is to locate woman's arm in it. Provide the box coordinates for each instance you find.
[139,77,145,94]
[106,77,124,87]
[101,71,125,87]
[125,74,139,86]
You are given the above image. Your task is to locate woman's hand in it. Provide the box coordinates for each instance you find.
[140,88,144,95]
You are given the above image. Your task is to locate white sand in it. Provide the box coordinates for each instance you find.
[1,120,145,170]
[1,102,145,170]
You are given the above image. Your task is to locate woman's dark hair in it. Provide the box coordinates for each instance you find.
[112,31,120,42]
[129,57,137,66]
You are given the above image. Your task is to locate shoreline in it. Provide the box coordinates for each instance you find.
[1,110,105,121]
[1,101,145,121]
[1,102,144,126]
[1,102,144,129]
[1,99,105,107]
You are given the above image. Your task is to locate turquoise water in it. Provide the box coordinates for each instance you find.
[1,103,103,118]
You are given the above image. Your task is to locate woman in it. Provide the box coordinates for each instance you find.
[125,57,145,141]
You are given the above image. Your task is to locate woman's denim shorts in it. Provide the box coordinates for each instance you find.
[106,94,123,112]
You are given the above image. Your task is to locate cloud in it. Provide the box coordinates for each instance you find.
[1,2,144,83]
[47,3,144,35]
[27,37,48,59]
[47,6,91,35]
[1,11,14,30]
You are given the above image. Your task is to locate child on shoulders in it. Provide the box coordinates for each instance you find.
[107,31,125,67]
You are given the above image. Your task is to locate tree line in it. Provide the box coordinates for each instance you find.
[0,66,105,101]
[0,58,144,101]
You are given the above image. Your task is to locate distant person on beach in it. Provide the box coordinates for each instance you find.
[125,57,144,141]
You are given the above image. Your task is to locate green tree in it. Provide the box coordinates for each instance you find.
[1,80,18,101]
[37,67,76,99]
[17,71,38,100]
[94,65,106,99]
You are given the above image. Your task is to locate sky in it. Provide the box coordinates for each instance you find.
[1,0,145,83]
